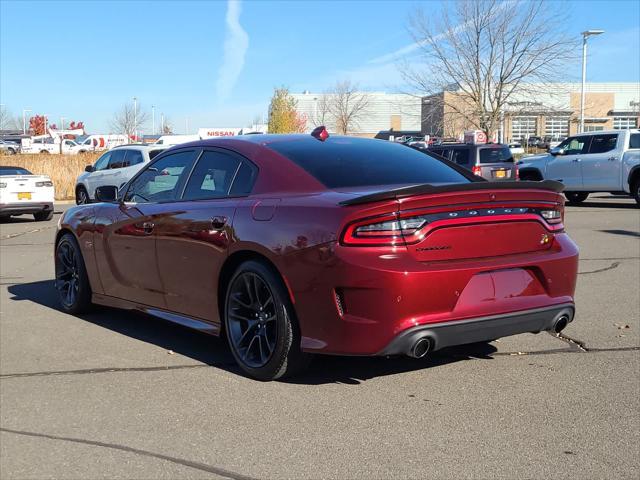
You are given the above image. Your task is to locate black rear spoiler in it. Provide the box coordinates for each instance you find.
[338,180,565,206]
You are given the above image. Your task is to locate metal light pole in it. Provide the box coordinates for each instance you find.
[580,30,604,133]
[133,96,138,141]
[161,113,164,135]
[43,114,49,136]
[152,105,155,135]
[22,108,32,135]
[60,117,65,130]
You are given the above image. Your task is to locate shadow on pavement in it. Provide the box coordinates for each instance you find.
[598,229,640,238]
[566,201,637,210]
[7,279,498,385]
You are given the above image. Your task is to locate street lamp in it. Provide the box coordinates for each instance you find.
[152,105,155,135]
[42,114,49,136]
[580,30,604,133]
[60,117,65,130]
[22,108,32,135]
[133,96,138,141]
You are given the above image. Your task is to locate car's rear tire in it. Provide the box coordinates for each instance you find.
[33,210,53,222]
[76,185,89,205]
[224,260,310,381]
[40,150,49,154]
[8,148,16,155]
[564,192,589,204]
[55,233,93,314]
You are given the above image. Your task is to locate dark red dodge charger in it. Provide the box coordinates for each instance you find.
[55,131,579,380]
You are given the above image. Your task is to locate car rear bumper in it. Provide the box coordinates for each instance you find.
[0,202,53,216]
[378,303,574,356]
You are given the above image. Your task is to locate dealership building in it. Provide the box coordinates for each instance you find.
[421,82,640,142]
[291,91,422,138]
[292,83,639,141]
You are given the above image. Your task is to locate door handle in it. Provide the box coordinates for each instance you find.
[607,156,618,161]
[211,216,227,230]
[572,158,581,163]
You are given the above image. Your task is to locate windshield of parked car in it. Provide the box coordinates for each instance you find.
[479,146,514,163]
[267,137,470,188]
[0,167,32,175]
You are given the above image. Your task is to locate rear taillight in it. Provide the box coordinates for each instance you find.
[472,165,482,176]
[342,214,429,246]
[0,182,6,188]
[515,165,520,180]
[540,209,562,224]
[36,181,53,187]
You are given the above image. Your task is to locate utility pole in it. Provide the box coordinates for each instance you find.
[152,105,155,135]
[580,30,604,133]
[133,96,138,140]
[60,117,65,130]
[161,113,165,135]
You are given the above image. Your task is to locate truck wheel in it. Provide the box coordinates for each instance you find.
[40,150,49,154]
[7,148,16,155]
[565,192,589,204]
[632,179,640,206]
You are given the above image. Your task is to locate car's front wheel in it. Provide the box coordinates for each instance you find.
[55,233,93,314]
[564,192,589,204]
[632,178,640,206]
[225,260,310,381]
[76,185,89,205]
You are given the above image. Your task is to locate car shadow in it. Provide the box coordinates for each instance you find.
[566,198,637,209]
[6,279,498,385]
[598,229,640,238]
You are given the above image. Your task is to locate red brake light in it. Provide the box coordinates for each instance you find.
[472,165,482,176]
[515,164,520,180]
[311,126,329,141]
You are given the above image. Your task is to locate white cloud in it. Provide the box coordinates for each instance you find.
[216,0,249,102]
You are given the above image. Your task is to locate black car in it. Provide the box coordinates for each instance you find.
[427,143,517,181]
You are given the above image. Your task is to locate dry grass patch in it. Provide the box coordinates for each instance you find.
[0,153,99,200]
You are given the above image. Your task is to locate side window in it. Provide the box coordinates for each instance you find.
[125,150,195,203]
[182,151,242,200]
[559,136,590,155]
[229,162,257,196]
[451,149,470,165]
[124,149,144,167]
[630,134,640,149]
[93,152,111,171]
[588,134,618,154]
[108,149,126,169]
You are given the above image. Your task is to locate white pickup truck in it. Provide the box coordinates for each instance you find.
[518,129,640,205]
[21,137,86,155]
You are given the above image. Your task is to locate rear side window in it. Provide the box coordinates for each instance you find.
[182,151,241,200]
[451,149,470,165]
[229,162,257,196]
[630,134,640,149]
[124,149,144,166]
[268,137,469,188]
[588,134,618,154]
[479,147,513,163]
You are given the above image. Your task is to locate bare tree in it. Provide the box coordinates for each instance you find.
[110,101,149,139]
[310,94,332,128]
[402,0,575,138]
[159,117,174,134]
[326,80,370,135]
[0,106,19,131]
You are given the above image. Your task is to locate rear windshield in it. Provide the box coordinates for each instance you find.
[478,146,513,164]
[267,137,470,188]
[0,167,31,175]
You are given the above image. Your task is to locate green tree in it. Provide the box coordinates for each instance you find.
[268,87,306,133]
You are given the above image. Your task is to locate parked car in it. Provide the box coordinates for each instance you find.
[20,137,85,155]
[508,142,525,155]
[0,166,55,221]
[518,129,640,204]
[0,139,20,155]
[526,136,542,147]
[427,143,518,181]
[75,144,169,204]
[55,131,578,380]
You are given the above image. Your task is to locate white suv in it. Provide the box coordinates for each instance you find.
[75,144,169,204]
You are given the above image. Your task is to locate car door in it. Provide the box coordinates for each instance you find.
[153,148,257,324]
[580,133,621,190]
[85,151,112,198]
[545,135,591,189]
[94,149,198,308]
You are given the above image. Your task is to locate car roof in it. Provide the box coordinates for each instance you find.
[574,129,639,136]
[429,143,509,149]
[112,143,169,151]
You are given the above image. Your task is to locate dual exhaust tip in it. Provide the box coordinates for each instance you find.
[407,312,572,358]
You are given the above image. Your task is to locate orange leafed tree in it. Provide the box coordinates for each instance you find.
[29,115,47,136]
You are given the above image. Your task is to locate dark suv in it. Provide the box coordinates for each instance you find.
[427,143,517,181]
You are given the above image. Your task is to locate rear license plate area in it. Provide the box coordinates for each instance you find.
[18,192,31,200]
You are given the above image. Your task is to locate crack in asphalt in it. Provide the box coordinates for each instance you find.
[0,364,216,379]
[0,427,258,480]
[578,261,621,275]
[0,225,55,240]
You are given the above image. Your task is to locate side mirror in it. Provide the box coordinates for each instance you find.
[85,165,95,172]
[95,185,119,203]
[550,147,564,156]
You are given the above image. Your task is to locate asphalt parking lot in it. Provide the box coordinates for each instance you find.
[1,195,639,479]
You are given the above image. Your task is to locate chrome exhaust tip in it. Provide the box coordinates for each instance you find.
[409,337,432,359]
[553,314,569,334]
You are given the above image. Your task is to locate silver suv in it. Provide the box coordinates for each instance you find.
[75,144,169,204]
[0,139,21,155]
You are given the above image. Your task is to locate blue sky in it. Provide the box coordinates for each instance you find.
[1,0,639,134]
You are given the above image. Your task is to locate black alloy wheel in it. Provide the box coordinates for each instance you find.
[55,233,92,314]
[564,192,589,204]
[225,260,309,380]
